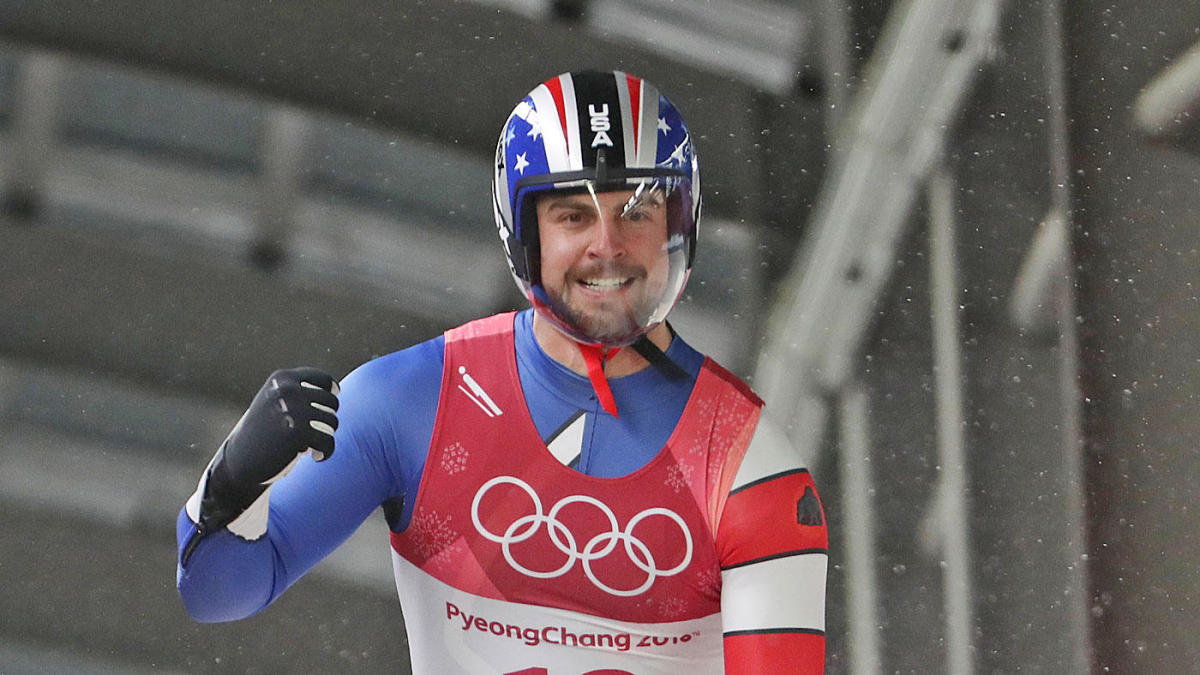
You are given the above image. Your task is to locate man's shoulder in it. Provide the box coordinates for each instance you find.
[695,354,763,408]
[343,309,521,394]
[445,311,519,343]
[342,332,448,397]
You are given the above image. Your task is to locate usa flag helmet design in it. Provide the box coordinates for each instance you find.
[492,70,701,346]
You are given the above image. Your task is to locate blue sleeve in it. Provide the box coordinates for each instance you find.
[176,336,446,622]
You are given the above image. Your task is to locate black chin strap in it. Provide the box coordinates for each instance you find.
[630,330,690,381]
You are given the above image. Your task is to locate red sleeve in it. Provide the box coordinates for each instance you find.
[717,469,828,674]
[724,632,826,675]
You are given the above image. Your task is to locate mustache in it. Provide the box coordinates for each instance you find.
[566,261,648,281]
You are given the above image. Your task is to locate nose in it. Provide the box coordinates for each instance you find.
[586,213,625,259]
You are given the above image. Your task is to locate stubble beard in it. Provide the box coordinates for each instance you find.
[557,262,654,344]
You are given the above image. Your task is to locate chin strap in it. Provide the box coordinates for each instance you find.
[577,343,621,418]
[576,331,691,418]
[630,335,689,381]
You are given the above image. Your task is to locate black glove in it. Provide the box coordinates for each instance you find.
[199,367,340,535]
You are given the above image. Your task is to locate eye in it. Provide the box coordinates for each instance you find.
[548,207,591,228]
[621,199,664,226]
[563,209,587,224]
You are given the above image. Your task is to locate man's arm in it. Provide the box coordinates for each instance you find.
[176,341,445,622]
[175,426,390,622]
[717,413,829,674]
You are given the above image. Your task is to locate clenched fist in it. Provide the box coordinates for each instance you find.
[197,367,340,537]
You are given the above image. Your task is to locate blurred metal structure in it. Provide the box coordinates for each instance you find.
[924,166,975,675]
[1,50,63,218]
[756,0,1006,669]
[463,0,811,95]
[757,0,1003,398]
[752,0,1118,670]
[835,385,881,675]
[1133,39,1200,156]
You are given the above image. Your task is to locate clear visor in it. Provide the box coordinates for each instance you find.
[515,175,695,346]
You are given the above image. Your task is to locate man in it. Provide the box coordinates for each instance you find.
[177,70,828,674]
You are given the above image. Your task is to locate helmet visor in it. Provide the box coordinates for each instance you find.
[515,173,695,346]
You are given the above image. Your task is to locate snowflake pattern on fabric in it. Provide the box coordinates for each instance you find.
[426,539,467,577]
[694,566,722,600]
[665,462,693,493]
[657,595,689,620]
[410,507,457,561]
[684,394,720,460]
[636,594,691,621]
[704,389,756,499]
[441,441,469,475]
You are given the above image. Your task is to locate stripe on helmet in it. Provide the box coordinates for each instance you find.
[636,81,660,168]
[531,76,572,172]
[559,73,584,170]
[570,71,626,171]
[492,132,512,228]
[615,72,639,166]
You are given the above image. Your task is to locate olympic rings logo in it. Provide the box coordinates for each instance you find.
[470,476,693,597]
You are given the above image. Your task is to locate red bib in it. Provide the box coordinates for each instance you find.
[389,313,762,674]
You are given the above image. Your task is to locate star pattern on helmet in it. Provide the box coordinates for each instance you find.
[511,101,543,142]
[501,96,551,210]
[654,99,692,173]
[510,100,543,142]
[667,135,691,168]
[526,118,542,141]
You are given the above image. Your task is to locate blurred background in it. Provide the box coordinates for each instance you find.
[0,0,1196,672]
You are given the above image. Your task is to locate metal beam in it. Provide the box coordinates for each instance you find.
[1132,39,1200,156]
[755,0,1003,423]
[927,166,975,674]
[838,384,883,675]
[0,0,770,219]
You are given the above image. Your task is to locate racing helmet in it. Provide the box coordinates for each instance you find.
[492,70,701,347]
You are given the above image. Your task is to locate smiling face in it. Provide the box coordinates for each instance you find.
[535,186,671,343]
